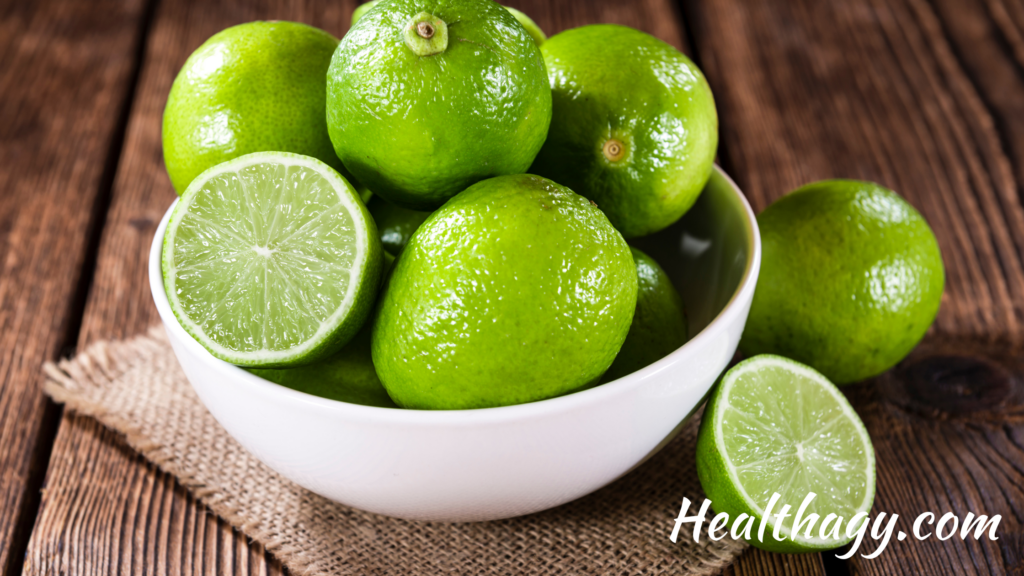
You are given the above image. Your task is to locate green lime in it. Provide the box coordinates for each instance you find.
[367,195,432,255]
[162,21,347,195]
[603,247,687,382]
[248,324,397,408]
[355,182,373,204]
[740,180,944,384]
[696,355,876,553]
[328,0,552,210]
[372,174,637,409]
[503,6,547,46]
[529,24,718,239]
[351,1,377,26]
[162,152,383,368]
[352,1,546,46]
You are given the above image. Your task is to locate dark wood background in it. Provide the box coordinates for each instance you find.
[1,0,1022,574]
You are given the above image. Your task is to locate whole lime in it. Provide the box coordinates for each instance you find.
[162,21,345,195]
[503,6,547,46]
[352,1,546,46]
[740,180,945,385]
[372,174,637,410]
[249,325,397,408]
[367,195,432,255]
[328,0,552,210]
[529,24,718,238]
[603,247,688,382]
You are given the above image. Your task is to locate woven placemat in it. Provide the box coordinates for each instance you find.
[42,326,745,575]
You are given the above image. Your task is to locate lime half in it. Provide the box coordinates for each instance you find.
[162,151,382,368]
[696,355,875,553]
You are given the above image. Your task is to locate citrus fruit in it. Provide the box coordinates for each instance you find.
[603,247,687,382]
[351,1,377,25]
[249,324,397,408]
[504,6,547,46]
[351,1,546,46]
[367,195,432,255]
[696,355,876,553]
[372,174,637,410]
[328,0,552,210]
[162,21,348,195]
[529,24,718,238]
[162,152,383,368]
[740,180,944,384]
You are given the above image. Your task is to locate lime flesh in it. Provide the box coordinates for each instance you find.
[372,174,637,410]
[163,152,383,367]
[696,355,876,553]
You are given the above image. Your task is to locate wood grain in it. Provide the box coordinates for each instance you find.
[683,0,1024,573]
[23,1,354,574]
[22,0,823,574]
[0,0,148,572]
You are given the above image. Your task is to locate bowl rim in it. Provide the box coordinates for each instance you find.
[149,165,761,426]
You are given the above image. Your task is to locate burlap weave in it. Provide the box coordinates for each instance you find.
[42,326,745,575]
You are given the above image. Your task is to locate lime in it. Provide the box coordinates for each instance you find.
[249,324,397,408]
[740,180,944,384]
[162,21,348,195]
[328,0,552,210]
[372,174,637,410]
[603,247,687,382]
[351,1,546,46]
[351,1,377,26]
[696,355,876,553]
[367,195,432,255]
[162,152,383,368]
[504,6,547,46]
[529,25,718,239]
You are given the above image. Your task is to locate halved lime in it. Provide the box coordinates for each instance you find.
[162,151,382,368]
[696,355,875,553]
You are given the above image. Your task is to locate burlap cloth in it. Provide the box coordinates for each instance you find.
[42,326,745,575]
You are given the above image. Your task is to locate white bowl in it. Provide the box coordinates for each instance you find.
[149,166,760,522]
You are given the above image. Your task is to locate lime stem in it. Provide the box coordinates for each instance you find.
[404,12,448,56]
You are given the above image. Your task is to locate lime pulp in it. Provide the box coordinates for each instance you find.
[162,151,382,368]
[696,354,876,553]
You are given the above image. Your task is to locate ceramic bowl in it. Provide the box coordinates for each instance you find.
[149,166,760,522]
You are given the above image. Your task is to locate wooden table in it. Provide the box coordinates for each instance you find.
[1,0,1021,573]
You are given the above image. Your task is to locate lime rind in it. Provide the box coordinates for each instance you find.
[162,151,382,368]
[698,354,875,552]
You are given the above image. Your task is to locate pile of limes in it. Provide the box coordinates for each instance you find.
[159,0,944,553]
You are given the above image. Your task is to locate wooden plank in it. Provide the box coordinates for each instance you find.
[23,0,824,574]
[20,2,354,573]
[721,552,827,576]
[0,0,148,573]
[682,0,1024,573]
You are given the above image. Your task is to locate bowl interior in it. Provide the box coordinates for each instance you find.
[632,168,754,338]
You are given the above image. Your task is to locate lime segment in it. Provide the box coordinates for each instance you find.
[163,152,382,367]
[696,355,875,552]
